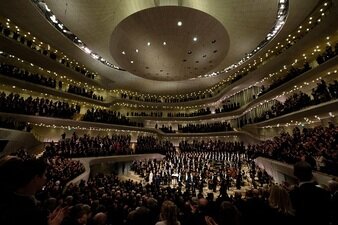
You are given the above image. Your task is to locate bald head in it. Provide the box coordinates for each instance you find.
[93,212,107,225]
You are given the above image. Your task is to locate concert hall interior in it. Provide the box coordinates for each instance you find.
[0,1,337,225]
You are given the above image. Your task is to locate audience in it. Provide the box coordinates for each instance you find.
[0,92,80,119]
[0,116,32,131]
[68,85,103,101]
[289,161,331,225]
[178,122,233,133]
[247,125,338,176]
[0,24,96,79]
[258,62,311,97]
[83,108,143,127]
[0,157,67,225]
[44,133,132,157]
[0,63,57,89]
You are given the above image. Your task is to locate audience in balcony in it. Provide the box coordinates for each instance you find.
[157,124,175,133]
[0,92,80,119]
[120,92,215,104]
[43,133,132,157]
[179,140,245,154]
[167,108,211,118]
[311,79,337,104]
[258,62,311,97]
[67,85,103,101]
[129,111,163,117]
[135,136,175,154]
[316,44,338,64]
[247,125,338,176]
[241,79,338,126]
[0,116,32,132]
[178,121,233,133]
[0,63,57,89]
[83,108,143,127]
[215,102,240,114]
[0,23,96,80]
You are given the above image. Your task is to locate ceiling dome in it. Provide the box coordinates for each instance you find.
[109,6,230,81]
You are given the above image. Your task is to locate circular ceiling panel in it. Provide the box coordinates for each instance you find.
[109,6,230,81]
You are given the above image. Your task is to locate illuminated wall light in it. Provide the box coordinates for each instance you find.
[83,47,91,54]
[147,42,151,46]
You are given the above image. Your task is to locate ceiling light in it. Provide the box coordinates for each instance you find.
[130,60,134,64]
[163,41,167,46]
[135,49,139,53]
[122,51,125,55]
[147,42,151,46]
[177,21,182,26]
[193,37,198,42]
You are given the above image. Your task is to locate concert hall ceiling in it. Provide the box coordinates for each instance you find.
[0,0,322,94]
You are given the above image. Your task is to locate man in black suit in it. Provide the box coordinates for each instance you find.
[289,161,331,225]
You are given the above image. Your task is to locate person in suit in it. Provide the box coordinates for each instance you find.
[289,161,331,225]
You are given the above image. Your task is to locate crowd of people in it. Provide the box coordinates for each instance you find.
[135,136,176,154]
[120,92,215,104]
[128,111,163,118]
[131,150,260,193]
[0,92,80,119]
[240,79,338,126]
[1,146,337,225]
[156,124,175,133]
[247,124,338,176]
[167,108,211,118]
[43,132,132,158]
[0,22,96,80]
[83,108,144,127]
[178,122,233,133]
[316,43,338,65]
[0,62,58,89]
[215,102,241,114]
[258,62,311,97]
[0,116,32,132]
[67,85,103,101]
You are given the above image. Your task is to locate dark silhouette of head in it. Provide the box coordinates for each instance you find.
[293,161,313,182]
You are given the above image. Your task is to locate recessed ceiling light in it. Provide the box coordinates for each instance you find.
[147,42,151,46]
[177,21,182,26]
[163,41,167,46]
[135,49,139,53]
[130,60,134,64]
[121,51,125,55]
[193,37,198,42]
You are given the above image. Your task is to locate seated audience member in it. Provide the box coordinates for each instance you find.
[289,161,331,225]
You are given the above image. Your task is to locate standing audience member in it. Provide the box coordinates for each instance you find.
[289,161,331,225]
[156,200,181,225]
[266,185,296,225]
[0,157,66,225]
